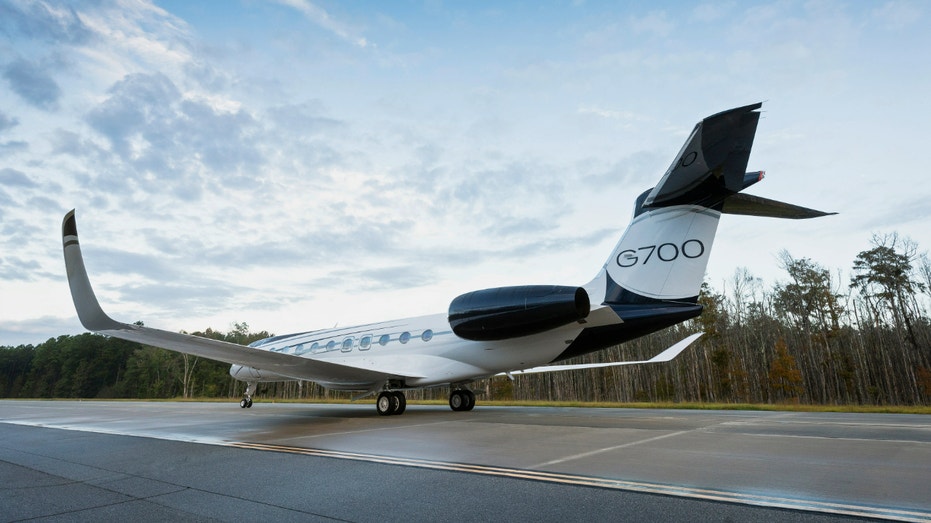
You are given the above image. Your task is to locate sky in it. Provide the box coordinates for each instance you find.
[1,0,929,347]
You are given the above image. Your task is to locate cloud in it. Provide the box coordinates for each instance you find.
[346,265,436,290]
[865,197,931,229]
[0,218,42,251]
[0,255,42,282]
[577,106,652,127]
[0,141,29,155]
[0,114,27,156]
[2,59,62,110]
[0,1,93,44]
[0,315,84,347]
[273,0,369,48]
[266,103,343,136]
[628,10,674,38]
[49,128,93,156]
[0,111,19,133]
[691,3,735,22]
[0,168,38,189]
[871,1,924,29]
[84,72,265,200]
[0,1,928,346]
[85,72,182,157]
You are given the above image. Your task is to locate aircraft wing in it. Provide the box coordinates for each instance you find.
[62,210,402,385]
[503,332,702,376]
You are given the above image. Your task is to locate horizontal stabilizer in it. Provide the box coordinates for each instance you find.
[722,193,837,219]
[502,332,702,376]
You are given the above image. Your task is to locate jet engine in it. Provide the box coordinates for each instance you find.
[448,285,590,341]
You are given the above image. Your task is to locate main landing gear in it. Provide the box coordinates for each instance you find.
[376,391,407,416]
[240,381,256,408]
[374,389,476,415]
[449,389,475,412]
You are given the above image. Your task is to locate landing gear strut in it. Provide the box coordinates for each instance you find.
[449,389,475,412]
[376,391,407,416]
[240,381,256,408]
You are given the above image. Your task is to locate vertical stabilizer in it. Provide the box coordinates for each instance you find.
[603,204,720,304]
[593,103,764,306]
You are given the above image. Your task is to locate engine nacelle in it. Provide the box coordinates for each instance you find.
[448,285,590,341]
[229,364,293,382]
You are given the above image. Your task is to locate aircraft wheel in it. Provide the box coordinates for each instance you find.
[392,391,407,415]
[450,390,475,412]
[240,399,248,408]
[246,398,253,408]
[462,390,475,411]
[377,392,394,416]
[449,390,465,411]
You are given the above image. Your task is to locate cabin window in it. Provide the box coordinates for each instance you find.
[360,335,372,350]
[379,334,390,346]
[295,343,305,354]
[341,338,353,352]
[421,329,433,342]
[310,342,322,354]
[399,331,411,344]
[326,340,336,351]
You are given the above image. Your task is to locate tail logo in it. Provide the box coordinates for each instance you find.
[616,239,705,268]
[679,150,698,168]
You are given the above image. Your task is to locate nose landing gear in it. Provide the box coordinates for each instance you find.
[239,382,256,408]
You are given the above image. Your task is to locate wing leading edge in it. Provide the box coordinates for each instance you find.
[61,210,399,386]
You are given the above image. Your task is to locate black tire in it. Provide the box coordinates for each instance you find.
[240,399,248,408]
[392,391,407,415]
[376,392,394,416]
[246,398,253,408]
[462,389,475,411]
[449,390,464,411]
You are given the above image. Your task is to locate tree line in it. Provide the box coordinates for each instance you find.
[2,233,930,405]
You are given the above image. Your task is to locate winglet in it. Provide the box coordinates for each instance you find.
[62,210,126,332]
[643,332,703,362]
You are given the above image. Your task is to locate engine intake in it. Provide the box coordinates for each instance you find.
[448,285,590,341]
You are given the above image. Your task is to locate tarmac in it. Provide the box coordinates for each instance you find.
[1,400,929,522]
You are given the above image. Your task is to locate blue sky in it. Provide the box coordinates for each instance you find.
[1,0,929,346]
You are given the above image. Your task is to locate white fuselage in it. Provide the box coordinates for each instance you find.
[230,308,617,390]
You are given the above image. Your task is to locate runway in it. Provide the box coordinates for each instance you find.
[1,401,929,522]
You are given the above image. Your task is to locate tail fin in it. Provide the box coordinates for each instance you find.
[586,103,833,307]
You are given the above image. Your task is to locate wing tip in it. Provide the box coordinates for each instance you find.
[62,209,78,239]
[61,209,124,332]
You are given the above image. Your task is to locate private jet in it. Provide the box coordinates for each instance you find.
[63,102,833,415]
